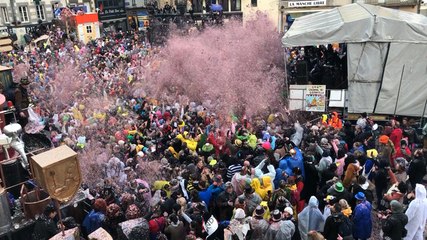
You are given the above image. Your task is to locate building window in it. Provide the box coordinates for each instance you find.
[219,0,229,11]
[36,5,45,20]
[1,7,9,23]
[86,25,92,33]
[132,0,136,5]
[231,0,240,11]
[251,0,257,7]
[18,6,29,22]
[193,0,203,12]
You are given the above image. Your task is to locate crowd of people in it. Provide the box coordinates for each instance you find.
[1,26,427,240]
[286,45,347,90]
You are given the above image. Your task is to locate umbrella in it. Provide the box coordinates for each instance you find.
[210,4,223,12]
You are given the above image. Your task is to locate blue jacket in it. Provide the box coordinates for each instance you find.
[82,210,105,234]
[209,184,224,201]
[353,200,372,239]
[198,187,213,206]
[277,147,305,180]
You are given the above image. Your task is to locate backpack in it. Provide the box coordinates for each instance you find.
[338,215,353,239]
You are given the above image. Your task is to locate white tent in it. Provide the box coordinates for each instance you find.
[282,3,427,117]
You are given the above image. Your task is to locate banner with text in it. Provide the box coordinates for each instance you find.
[305,85,326,112]
[288,0,326,7]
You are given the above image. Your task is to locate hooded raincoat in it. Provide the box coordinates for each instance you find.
[275,220,296,240]
[404,184,427,240]
[353,199,372,239]
[297,196,325,240]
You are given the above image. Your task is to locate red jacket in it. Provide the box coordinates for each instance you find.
[390,128,403,148]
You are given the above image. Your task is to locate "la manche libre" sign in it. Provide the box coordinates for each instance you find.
[288,0,327,7]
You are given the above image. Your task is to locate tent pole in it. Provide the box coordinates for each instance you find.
[373,42,391,113]
[417,0,422,14]
[421,99,427,128]
[393,65,405,116]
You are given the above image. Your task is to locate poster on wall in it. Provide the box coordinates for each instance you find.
[305,85,326,112]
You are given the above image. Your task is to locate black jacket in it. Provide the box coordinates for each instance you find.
[382,212,408,240]
[323,213,352,240]
[408,157,426,184]
[32,216,58,240]
[301,162,319,202]
[323,213,345,240]
[216,190,236,221]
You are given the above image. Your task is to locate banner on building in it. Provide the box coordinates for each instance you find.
[288,0,326,7]
[305,85,326,112]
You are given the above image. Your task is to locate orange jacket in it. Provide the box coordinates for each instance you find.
[328,112,342,129]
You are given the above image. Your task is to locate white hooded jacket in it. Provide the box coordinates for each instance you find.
[404,184,427,240]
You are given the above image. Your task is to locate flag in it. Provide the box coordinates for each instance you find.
[202,215,218,237]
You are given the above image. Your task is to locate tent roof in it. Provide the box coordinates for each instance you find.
[282,3,427,47]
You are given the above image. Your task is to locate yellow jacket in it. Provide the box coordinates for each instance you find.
[176,133,198,151]
[153,180,171,198]
[72,107,84,122]
[168,146,179,159]
[248,134,258,150]
[251,176,273,201]
[259,201,271,220]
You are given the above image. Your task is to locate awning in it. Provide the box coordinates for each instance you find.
[282,3,427,47]
[101,17,127,23]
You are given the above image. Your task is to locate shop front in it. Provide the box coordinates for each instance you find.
[96,0,128,32]
[126,9,150,31]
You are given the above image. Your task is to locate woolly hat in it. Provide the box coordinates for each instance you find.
[284,207,293,216]
[234,208,246,219]
[379,135,389,144]
[261,141,271,150]
[390,200,404,213]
